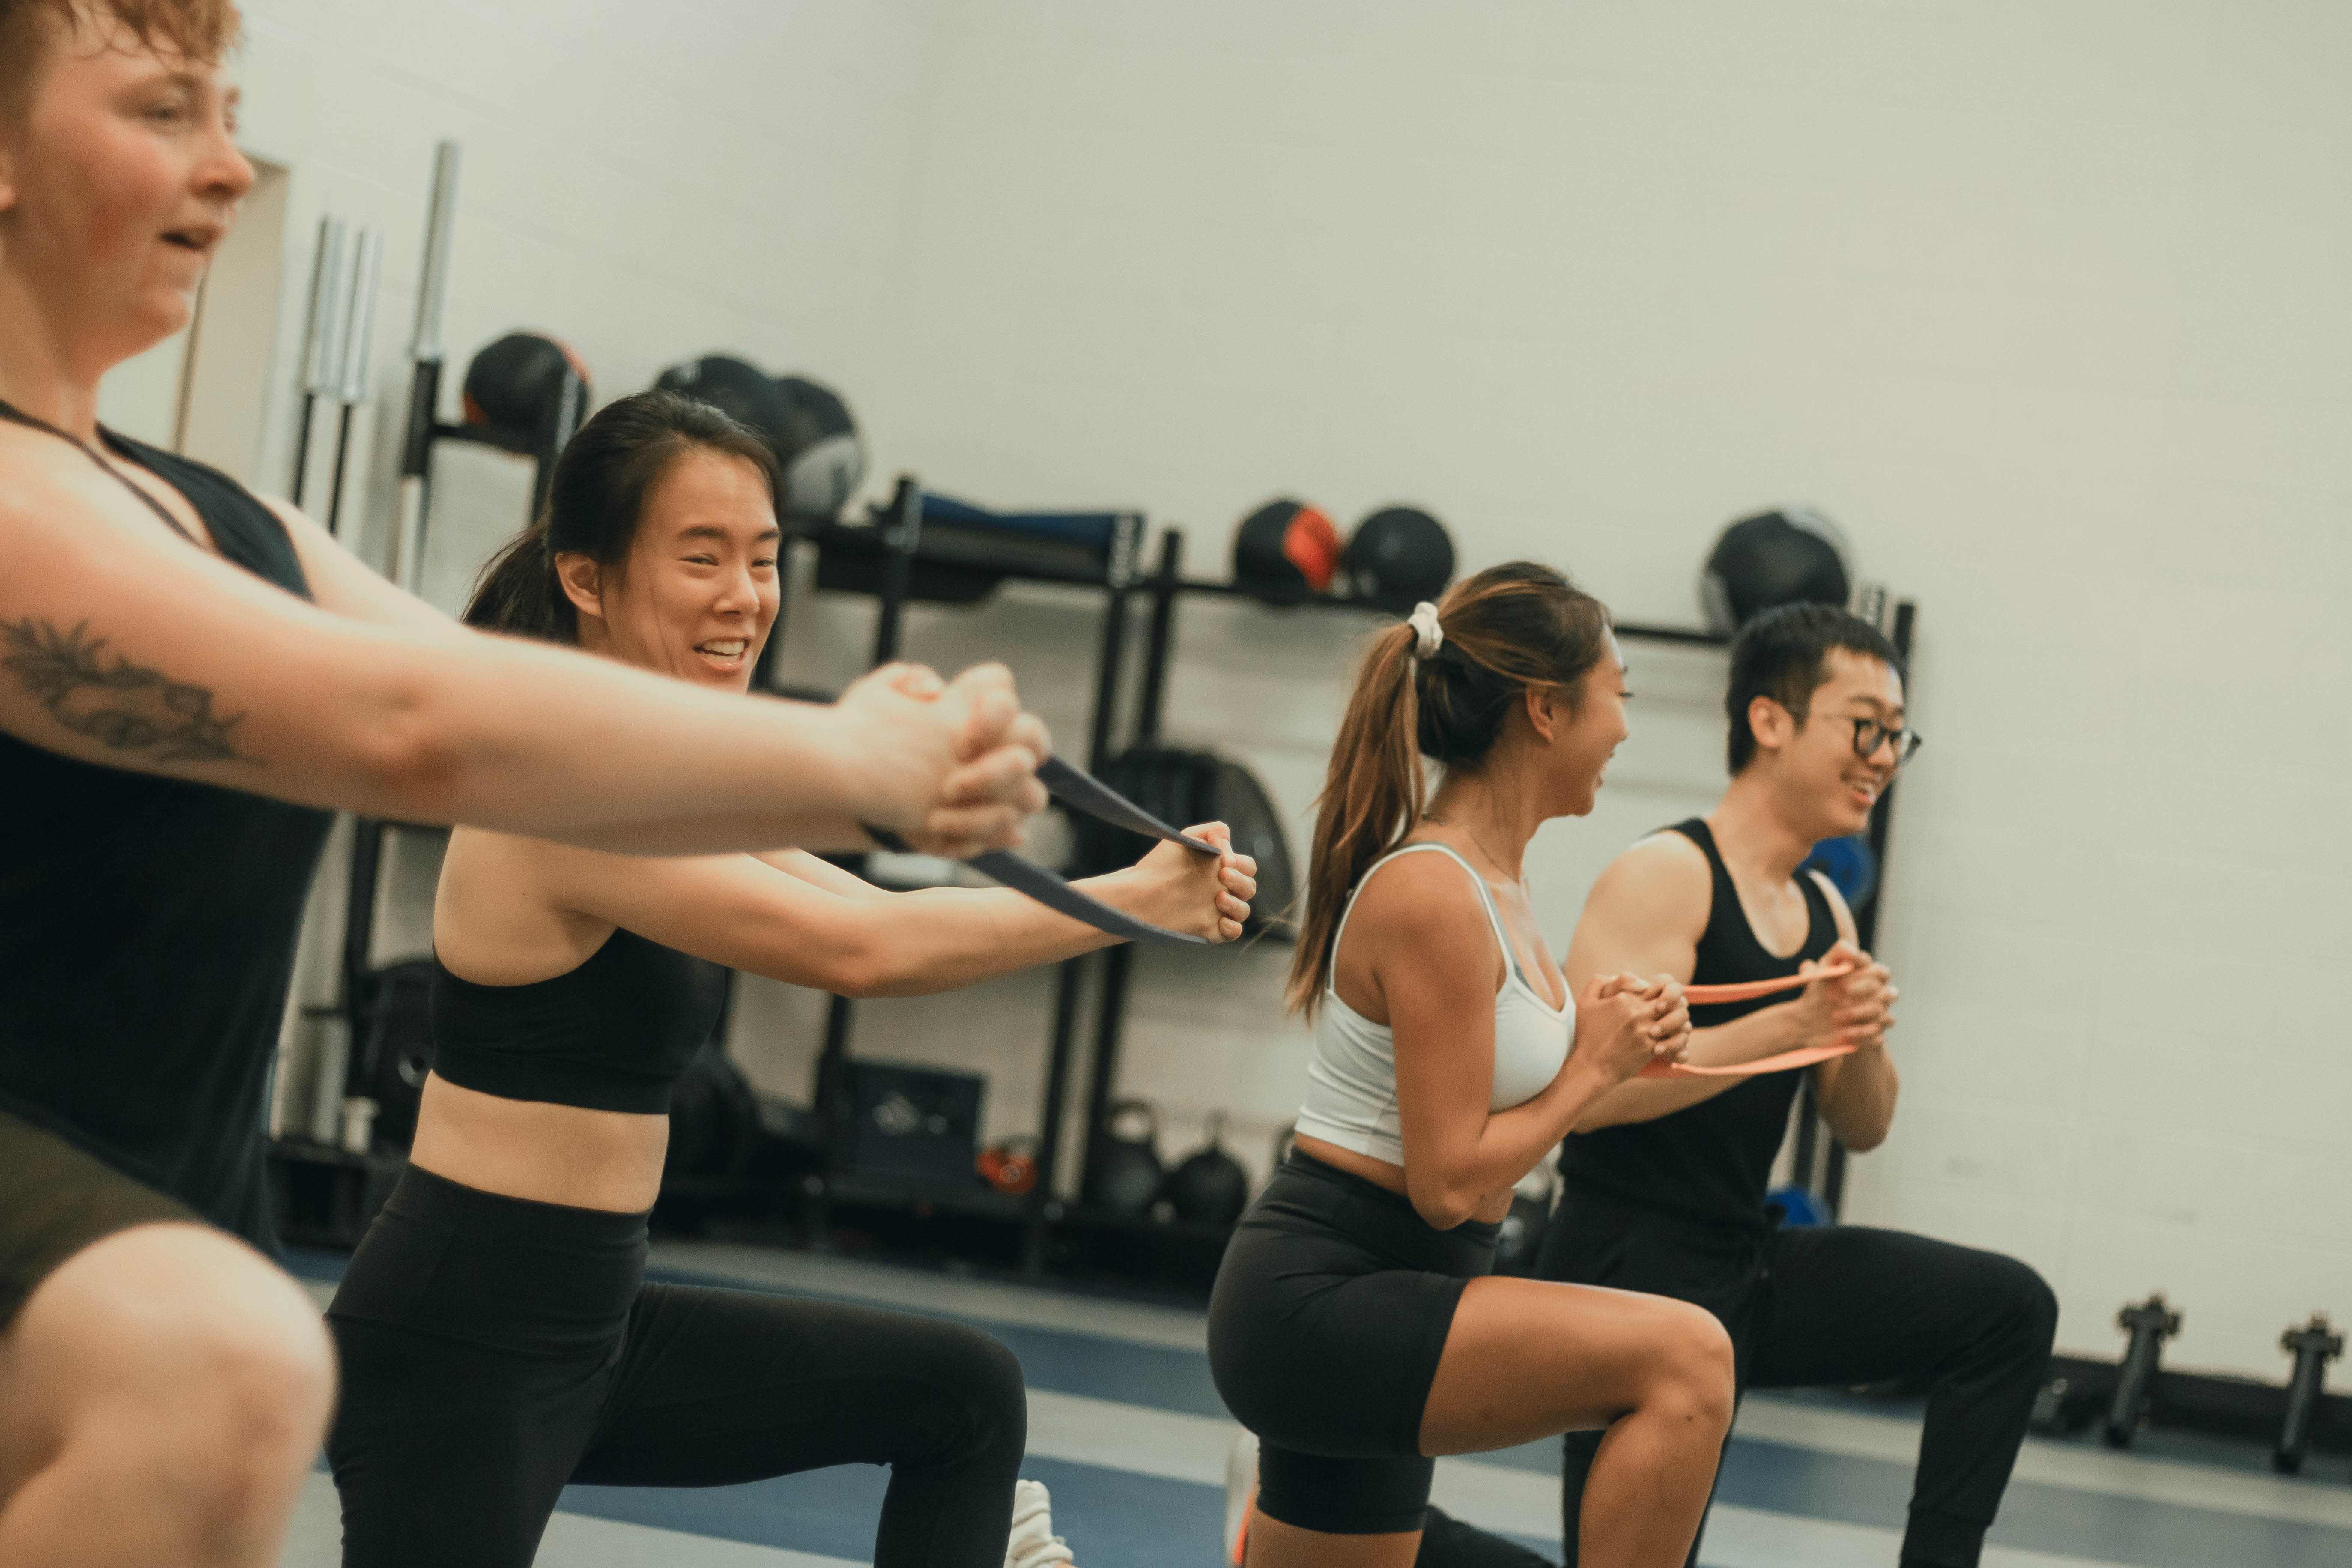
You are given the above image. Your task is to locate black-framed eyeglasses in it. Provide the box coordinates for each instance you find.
[1847,717,1923,768]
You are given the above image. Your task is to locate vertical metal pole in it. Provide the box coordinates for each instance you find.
[1086,588,1131,772]
[324,228,381,540]
[1026,956,1089,1273]
[325,146,457,1147]
[290,216,347,507]
[391,140,461,594]
[530,366,588,521]
[1132,530,1184,747]
[872,475,920,664]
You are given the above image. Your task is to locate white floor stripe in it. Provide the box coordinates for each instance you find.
[277,1472,860,1568]
[1027,1387,1231,1484]
[1731,1396,2352,1529]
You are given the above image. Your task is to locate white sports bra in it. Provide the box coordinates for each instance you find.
[1294,843,1573,1167]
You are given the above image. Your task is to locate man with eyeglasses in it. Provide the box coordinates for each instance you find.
[1413,602,2054,1568]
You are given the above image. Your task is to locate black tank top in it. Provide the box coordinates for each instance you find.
[0,409,334,1251]
[1556,818,1838,1231]
[428,928,727,1114]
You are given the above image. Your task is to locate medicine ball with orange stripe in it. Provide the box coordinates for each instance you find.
[1232,498,1340,606]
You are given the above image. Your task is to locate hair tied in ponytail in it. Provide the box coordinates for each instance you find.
[1408,601,1444,658]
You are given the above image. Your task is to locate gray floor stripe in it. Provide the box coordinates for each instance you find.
[648,1240,1210,1352]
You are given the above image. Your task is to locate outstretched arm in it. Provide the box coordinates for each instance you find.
[497,829,1255,998]
[1,464,1044,855]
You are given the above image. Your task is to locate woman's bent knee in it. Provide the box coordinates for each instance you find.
[1647,1301,1734,1435]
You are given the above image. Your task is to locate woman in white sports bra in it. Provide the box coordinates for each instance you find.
[1208,563,1736,1568]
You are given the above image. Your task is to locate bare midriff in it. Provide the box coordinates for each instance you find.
[1292,1133,1516,1226]
[406,1072,669,1213]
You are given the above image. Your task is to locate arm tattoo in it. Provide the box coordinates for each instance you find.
[1,617,256,765]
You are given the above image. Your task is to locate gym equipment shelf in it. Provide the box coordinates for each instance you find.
[767,476,1151,1274]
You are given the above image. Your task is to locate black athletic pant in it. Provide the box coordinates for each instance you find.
[327,1166,1026,1568]
[1538,1189,2056,1568]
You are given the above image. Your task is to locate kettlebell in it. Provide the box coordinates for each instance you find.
[1167,1111,1251,1228]
[1084,1099,1165,1216]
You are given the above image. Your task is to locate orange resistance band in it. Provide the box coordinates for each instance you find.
[1636,960,1863,1079]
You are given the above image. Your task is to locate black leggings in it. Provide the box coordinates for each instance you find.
[1207,1152,1498,1535]
[325,1166,1026,1568]
[1537,1188,2057,1568]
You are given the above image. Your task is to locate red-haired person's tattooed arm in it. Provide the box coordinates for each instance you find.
[0,446,1045,855]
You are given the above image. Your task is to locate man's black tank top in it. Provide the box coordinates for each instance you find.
[0,404,334,1251]
[429,929,728,1114]
[1555,818,1838,1231]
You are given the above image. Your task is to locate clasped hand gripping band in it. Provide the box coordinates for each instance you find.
[863,756,1222,946]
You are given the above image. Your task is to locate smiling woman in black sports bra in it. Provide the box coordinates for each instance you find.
[322,390,1255,1568]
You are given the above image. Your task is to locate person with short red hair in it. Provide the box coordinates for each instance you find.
[0,6,1049,1563]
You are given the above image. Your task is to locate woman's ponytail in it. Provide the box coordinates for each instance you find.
[1285,622,1429,1016]
[463,514,567,638]
[1283,561,1612,1019]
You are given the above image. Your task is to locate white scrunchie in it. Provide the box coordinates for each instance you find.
[1408,600,1444,658]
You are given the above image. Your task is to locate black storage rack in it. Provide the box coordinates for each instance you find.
[768,477,1149,1273]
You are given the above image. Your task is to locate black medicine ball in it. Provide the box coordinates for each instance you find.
[1698,507,1853,634]
[1232,499,1340,606]
[1343,505,1454,611]
[773,374,865,519]
[654,354,794,451]
[462,332,591,439]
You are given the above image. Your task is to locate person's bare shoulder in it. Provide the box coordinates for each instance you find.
[1566,829,1714,979]
[1592,830,1712,915]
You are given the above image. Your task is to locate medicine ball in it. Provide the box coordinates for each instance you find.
[977,1136,1040,1196]
[1083,1099,1165,1217]
[773,374,866,520]
[462,332,591,441]
[1343,505,1454,612]
[1698,506,1853,634]
[1800,833,1878,911]
[1232,499,1340,606]
[654,354,792,450]
[1167,1112,1250,1228]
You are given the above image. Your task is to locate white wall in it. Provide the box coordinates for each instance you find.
[857,1,2352,1381]
[216,2,2351,1381]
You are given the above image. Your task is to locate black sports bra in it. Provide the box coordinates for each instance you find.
[429,928,728,1114]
